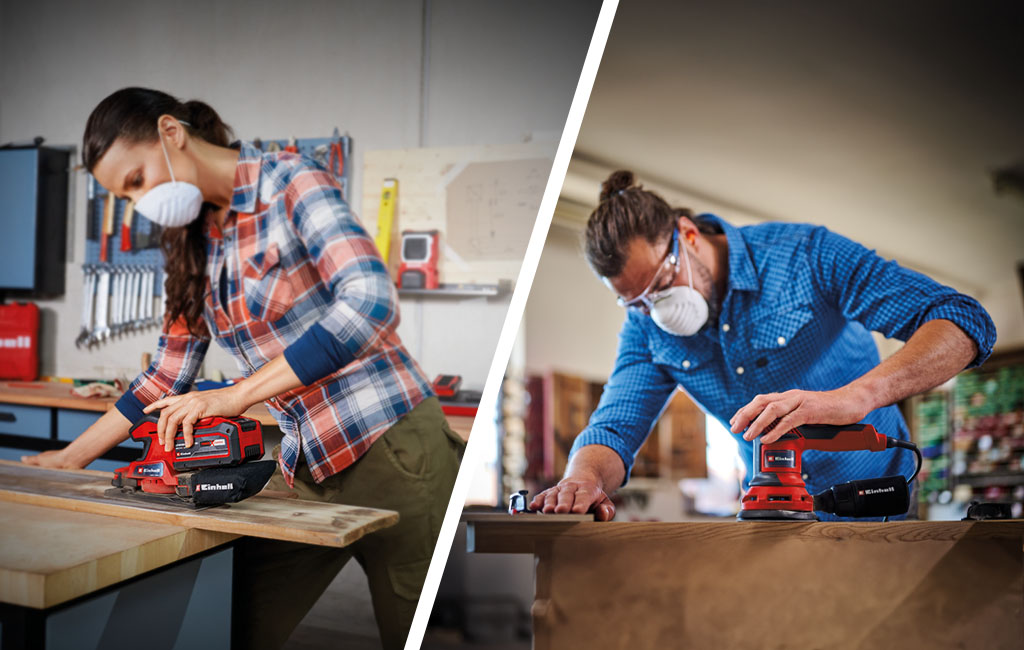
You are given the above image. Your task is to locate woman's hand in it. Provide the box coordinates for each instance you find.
[143,385,251,451]
[21,448,78,469]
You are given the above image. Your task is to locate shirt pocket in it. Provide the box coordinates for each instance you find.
[241,242,295,322]
[750,305,814,351]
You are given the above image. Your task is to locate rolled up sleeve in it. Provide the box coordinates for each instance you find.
[808,226,996,369]
[114,315,211,424]
[281,166,399,385]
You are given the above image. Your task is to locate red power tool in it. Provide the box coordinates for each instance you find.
[738,423,920,521]
[108,414,277,508]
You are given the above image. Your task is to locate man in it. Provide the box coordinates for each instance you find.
[530,170,996,521]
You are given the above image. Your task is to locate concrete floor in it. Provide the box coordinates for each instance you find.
[283,562,381,650]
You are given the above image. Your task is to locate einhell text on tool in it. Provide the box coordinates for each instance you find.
[0,302,40,380]
[108,414,276,508]
[737,423,921,521]
[397,230,440,289]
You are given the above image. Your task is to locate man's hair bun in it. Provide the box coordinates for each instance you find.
[599,169,636,201]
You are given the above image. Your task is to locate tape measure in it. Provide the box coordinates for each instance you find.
[375,178,398,265]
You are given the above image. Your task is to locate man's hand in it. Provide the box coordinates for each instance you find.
[528,476,616,521]
[21,449,78,469]
[730,385,874,444]
[143,385,250,452]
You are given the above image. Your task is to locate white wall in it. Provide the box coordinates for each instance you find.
[0,0,599,388]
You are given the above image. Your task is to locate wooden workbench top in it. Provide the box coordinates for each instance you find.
[0,500,236,609]
[465,512,1024,649]
[463,511,1024,553]
[0,380,278,425]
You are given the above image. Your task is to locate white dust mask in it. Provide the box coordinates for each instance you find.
[649,238,709,337]
[133,123,203,228]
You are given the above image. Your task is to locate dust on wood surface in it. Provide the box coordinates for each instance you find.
[0,460,398,549]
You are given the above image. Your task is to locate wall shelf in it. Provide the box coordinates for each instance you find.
[397,280,512,300]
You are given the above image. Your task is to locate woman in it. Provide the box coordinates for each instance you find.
[22,87,464,650]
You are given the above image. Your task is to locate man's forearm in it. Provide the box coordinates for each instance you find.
[565,444,627,494]
[850,319,978,411]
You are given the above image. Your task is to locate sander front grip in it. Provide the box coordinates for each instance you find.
[794,424,888,452]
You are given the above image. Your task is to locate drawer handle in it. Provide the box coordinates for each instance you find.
[0,412,15,423]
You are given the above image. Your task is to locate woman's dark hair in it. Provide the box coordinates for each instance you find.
[83,87,233,337]
[584,170,711,279]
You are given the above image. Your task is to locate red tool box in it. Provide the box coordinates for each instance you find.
[0,302,39,381]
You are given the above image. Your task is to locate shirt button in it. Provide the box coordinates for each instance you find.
[777,336,786,346]
[802,473,809,480]
[682,360,691,369]
[722,324,730,332]
[736,366,745,375]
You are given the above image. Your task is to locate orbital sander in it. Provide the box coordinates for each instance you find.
[737,423,921,521]
[106,414,277,509]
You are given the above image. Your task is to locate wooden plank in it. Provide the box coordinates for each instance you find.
[466,517,1024,554]
[0,500,236,609]
[525,520,1024,650]
[0,461,397,549]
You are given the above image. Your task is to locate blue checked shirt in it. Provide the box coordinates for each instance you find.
[117,142,434,486]
[571,214,996,519]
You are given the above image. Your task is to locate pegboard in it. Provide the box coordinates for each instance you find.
[82,131,354,286]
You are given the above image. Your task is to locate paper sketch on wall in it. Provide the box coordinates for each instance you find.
[444,159,549,261]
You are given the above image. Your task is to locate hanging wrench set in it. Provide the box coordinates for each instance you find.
[75,264,163,349]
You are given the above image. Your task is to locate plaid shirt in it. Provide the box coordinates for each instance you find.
[116,142,433,486]
[571,214,996,520]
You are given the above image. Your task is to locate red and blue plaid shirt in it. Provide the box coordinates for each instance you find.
[116,142,434,486]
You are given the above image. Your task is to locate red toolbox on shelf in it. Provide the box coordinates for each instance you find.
[0,302,39,381]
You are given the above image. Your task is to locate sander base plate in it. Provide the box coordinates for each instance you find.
[737,509,818,521]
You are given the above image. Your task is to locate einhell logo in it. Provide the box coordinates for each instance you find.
[197,482,234,492]
[858,486,895,496]
[0,336,32,349]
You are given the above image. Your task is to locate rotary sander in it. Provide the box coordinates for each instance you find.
[738,423,921,521]
[106,413,277,509]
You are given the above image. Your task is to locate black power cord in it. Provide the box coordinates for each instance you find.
[881,437,923,522]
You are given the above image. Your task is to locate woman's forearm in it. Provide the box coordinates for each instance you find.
[230,354,305,409]
[61,407,134,468]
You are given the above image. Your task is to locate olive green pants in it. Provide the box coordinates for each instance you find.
[232,397,465,650]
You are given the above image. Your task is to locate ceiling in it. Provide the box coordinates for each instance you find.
[563,0,1024,304]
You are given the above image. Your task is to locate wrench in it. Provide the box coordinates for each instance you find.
[127,267,140,330]
[93,268,111,344]
[110,269,121,337]
[75,266,96,348]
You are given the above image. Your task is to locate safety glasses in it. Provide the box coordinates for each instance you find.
[617,228,681,315]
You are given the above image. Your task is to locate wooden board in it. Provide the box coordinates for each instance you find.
[466,517,1024,650]
[0,461,397,549]
[0,500,236,609]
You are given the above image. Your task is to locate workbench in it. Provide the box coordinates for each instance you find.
[0,462,398,649]
[0,381,473,471]
[464,513,1024,649]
